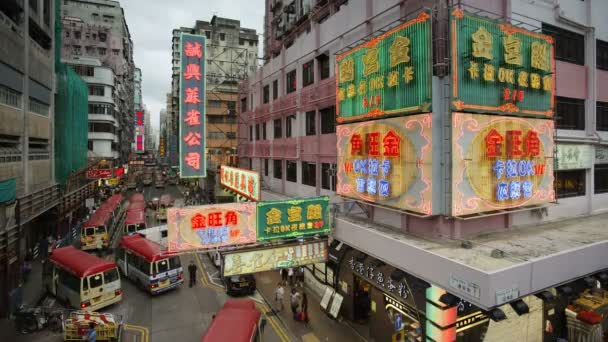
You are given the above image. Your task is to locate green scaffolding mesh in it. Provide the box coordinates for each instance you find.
[54,63,88,185]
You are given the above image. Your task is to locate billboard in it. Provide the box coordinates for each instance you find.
[179,33,207,178]
[159,137,166,157]
[256,197,330,241]
[86,169,113,179]
[450,9,555,117]
[336,10,432,123]
[135,110,145,153]
[167,203,256,252]
[223,240,328,277]
[336,114,433,215]
[220,165,260,201]
[452,112,554,216]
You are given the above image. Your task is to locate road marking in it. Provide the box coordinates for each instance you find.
[194,253,223,291]
[123,324,149,342]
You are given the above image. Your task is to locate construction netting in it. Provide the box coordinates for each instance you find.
[55,63,88,185]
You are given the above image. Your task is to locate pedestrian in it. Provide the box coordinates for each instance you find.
[280,268,288,285]
[86,322,97,342]
[188,261,197,287]
[274,282,285,312]
[301,292,309,323]
[288,267,294,287]
[290,288,301,317]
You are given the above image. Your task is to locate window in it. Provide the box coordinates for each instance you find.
[156,260,169,273]
[320,106,336,134]
[205,31,210,39]
[317,54,330,80]
[88,103,113,115]
[74,31,81,39]
[556,97,585,130]
[89,274,103,288]
[273,80,278,100]
[249,126,253,141]
[65,31,70,38]
[274,118,282,138]
[72,64,94,77]
[99,32,107,42]
[29,99,49,116]
[255,124,260,141]
[239,39,245,45]
[302,162,316,186]
[240,97,247,112]
[88,140,93,151]
[262,122,267,140]
[263,85,270,104]
[286,160,297,182]
[595,164,608,194]
[286,115,296,138]
[208,100,222,108]
[88,122,115,134]
[274,160,282,179]
[220,33,226,41]
[85,46,94,54]
[89,85,104,96]
[598,40,608,71]
[555,170,586,198]
[0,85,21,108]
[72,45,81,55]
[303,59,314,87]
[305,111,316,136]
[103,268,119,283]
[226,132,236,139]
[598,102,608,131]
[264,159,269,176]
[58,269,80,293]
[322,163,336,190]
[98,47,106,55]
[286,69,297,94]
[112,49,119,55]
[542,23,584,65]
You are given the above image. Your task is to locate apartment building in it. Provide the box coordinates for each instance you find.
[239,0,608,340]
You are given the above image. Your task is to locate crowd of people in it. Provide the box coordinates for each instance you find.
[274,267,309,323]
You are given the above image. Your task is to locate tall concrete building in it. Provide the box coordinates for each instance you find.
[169,16,258,171]
[239,0,608,340]
[60,0,135,164]
[134,67,141,110]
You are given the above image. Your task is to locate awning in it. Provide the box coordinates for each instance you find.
[0,178,17,203]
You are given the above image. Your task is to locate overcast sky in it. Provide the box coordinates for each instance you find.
[121,0,265,129]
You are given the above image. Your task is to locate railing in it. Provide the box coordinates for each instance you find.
[16,184,61,228]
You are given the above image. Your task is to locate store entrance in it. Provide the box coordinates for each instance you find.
[354,276,372,323]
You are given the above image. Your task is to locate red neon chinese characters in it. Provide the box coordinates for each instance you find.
[517,90,525,102]
[503,88,511,101]
[247,176,254,195]
[224,211,238,225]
[350,134,363,155]
[208,212,222,227]
[184,109,201,126]
[382,130,401,157]
[185,87,201,104]
[183,132,201,146]
[485,128,503,157]
[506,130,523,157]
[191,213,206,229]
[524,130,540,157]
[366,132,380,156]
[184,41,203,59]
[185,152,201,170]
[240,174,246,191]
[183,64,202,81]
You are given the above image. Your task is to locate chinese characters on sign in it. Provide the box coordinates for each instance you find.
[349,255,413,303]
[166,203,257,252]
[179,34,206,178]
[336,10,432,123]
[223,240,328,277]
[555,144,593,170]
[256,197,330,241]
[452,113,554,216]
[134,110,145,153]
[451,9,555,117]
[220,165,260,201]
[336,115,433,215]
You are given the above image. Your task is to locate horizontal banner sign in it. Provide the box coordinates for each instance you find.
[256,196,330,241]
[223,240,328,277]
[220,165,260,201]
[86,169,113,179]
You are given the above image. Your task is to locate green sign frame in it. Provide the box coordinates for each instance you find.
[336,10,432,123]
[450,8,555,118]
[256,196,330,241]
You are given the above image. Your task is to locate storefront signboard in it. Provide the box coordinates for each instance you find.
[449,274,481,299]
[452,113,555,216]
[335,10,432,123]
[455,311,489,333]
[135,110,145,153]
[320,286,334,310]
[495,286,520,305]
[256,196,330,241]
[450,9,555,117]
[179,33,207,178]
[336,115,433,214]
[329,292,344,318]
[220,165,260,201]
[86,169,113,179]
[222,240,328,277]
[166,203,256,252]
[596,146,608,164]
[556,144,593,170]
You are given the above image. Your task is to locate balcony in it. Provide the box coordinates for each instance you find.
[254,103,271,120]
[271,138,298,158]
[300,76,335,111]
[272,92,297,116]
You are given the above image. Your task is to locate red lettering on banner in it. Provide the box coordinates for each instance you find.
[503,88,511,101]
[524,130,540,157]
[229,230,240,238]
[534,164,546,175]
[366,132,380,156]
[183,64,202,81]
[485,129,503,158]
[185,87,201,104]
[517,90,525,102]
[506,130,523,157]
[382,130,401,157]
[184,41,203,58]
[343,162,353,173]
[224,211,238,226]
[351,134,363,155]
[208,212,222,227]
[247,176,254,195]
[183,132,201,146]
[184,109,201,126]
[185,152,201,170]
[191,214,206,229]
[240,174,246,191]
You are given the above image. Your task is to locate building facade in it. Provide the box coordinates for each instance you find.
[134,66,141,110]
[239,0,608,340]
[60,0,135,163]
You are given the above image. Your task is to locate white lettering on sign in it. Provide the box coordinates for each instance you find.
[495,287,519,305]
[449,275,481,299]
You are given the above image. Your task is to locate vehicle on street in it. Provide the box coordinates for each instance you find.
[156,194,174,221]
[126,174,137,190]
[129,192,145,204]
[81,194,123,251]
[201,299,265,342]
[223,274,256,296]
[124,208,146,235]
[142,172,153,186]
[43,246,123,311]
[154,173,165,188]
[116,234,184,294]
[208,249,221,268]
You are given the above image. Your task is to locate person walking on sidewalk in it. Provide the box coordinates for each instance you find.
[274,282,285,312]
[290,288,301,318]
[301,292,309,323]
[280,268,288,286]
[288,267,295,287]
[188,261,197,287]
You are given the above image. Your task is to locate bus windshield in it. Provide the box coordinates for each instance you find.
[156,257,181,273]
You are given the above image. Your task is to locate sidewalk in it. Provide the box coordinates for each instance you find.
[255,271,366,342]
